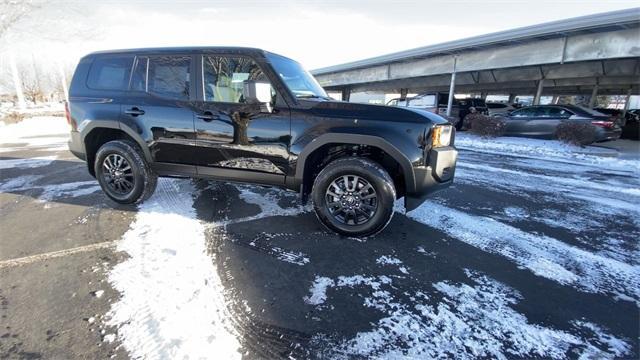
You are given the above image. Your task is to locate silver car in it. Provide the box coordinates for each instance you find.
[503,105,622,142]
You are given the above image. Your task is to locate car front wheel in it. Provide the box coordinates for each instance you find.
[312,158,396,237]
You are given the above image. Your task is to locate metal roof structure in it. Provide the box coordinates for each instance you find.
[313,9,640,75]
[311,8,640,97]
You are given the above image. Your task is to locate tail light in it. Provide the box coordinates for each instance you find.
[64,101,76,131]
[591,120,614,129]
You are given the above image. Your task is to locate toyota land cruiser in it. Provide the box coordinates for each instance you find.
[67,47,457,236]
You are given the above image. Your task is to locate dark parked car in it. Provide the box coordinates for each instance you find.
[486,102,515,116]
[66,47,458,237]
[594,107,640,140]
[503,105,621,142]
[387,93,487,129]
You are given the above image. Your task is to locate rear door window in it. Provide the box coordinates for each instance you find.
[87,55,134,90]
[130,55,192,100]
[510,107,537,118]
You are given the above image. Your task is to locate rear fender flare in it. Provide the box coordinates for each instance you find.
[80,120,153,163]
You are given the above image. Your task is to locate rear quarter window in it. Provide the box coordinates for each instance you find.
[86,55,134,91]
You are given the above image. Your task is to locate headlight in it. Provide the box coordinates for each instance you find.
[432,125,452,147]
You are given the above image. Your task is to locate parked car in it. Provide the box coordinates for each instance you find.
[66,47,458,237]
[503,105,621,142]
[593,107,636,125]
[387,93,487,129]
[486,102,515,117]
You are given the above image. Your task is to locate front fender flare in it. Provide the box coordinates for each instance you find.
[293,133,416,193]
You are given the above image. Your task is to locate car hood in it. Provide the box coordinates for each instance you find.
[306,100,450,125]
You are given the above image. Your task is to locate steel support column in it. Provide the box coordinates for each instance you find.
[341,88,351,102]
[446,56,457,117]
[534,79,545,105]
[622,88,632,118]
[588,83,599,108]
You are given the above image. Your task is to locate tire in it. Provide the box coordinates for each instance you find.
[312,158,396,237]
[94,140,157,204]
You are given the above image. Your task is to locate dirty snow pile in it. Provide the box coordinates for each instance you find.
[455,133,639,172]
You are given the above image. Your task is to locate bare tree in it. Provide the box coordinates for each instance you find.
[1,0,39,109]
[1,1,95,107]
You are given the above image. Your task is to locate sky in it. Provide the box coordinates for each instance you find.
[1,0,639,80]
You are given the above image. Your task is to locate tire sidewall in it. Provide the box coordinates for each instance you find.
[95,142,146,204]
[312,159,395,237]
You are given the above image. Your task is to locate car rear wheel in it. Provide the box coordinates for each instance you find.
[95,140,157,204]
[312,158,396,237]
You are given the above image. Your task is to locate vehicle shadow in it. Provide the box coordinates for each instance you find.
[192,181,639,359]
[0,156,136,212]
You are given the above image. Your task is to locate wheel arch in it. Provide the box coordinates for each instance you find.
[81,122,152,177]
[294,133,416,199]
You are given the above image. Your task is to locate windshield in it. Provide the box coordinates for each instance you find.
[266,52,328,99]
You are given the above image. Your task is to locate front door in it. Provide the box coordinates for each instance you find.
[121,54,198,165]
[193,54,290,185]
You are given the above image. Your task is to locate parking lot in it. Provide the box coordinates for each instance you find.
[1,116,638,359]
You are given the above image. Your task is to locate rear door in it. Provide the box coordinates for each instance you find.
[121,54,198,167]
[192,53,291,186]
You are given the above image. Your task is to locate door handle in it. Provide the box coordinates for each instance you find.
[197,111,219,122]
[125,107,145,116]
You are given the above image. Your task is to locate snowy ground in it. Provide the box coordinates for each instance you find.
[1,117,638,359]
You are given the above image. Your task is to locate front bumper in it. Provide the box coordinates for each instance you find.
[405,146,458,211]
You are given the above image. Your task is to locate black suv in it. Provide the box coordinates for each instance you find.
[67,47,457,236]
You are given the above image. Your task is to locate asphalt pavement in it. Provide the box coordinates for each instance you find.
[1,117,638,359]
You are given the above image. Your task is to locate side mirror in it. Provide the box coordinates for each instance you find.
[243,80,273,112]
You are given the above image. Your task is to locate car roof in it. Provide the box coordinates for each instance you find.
[85,46,269,58]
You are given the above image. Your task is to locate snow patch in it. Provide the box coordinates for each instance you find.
[376,255,402,266]
[405,201,640,302]
[106,179,241,359]
[313,270,630,359]
[0,156,57,169]
[456,133,639,172]
[304,277,335,305]
[376,255,410,274]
